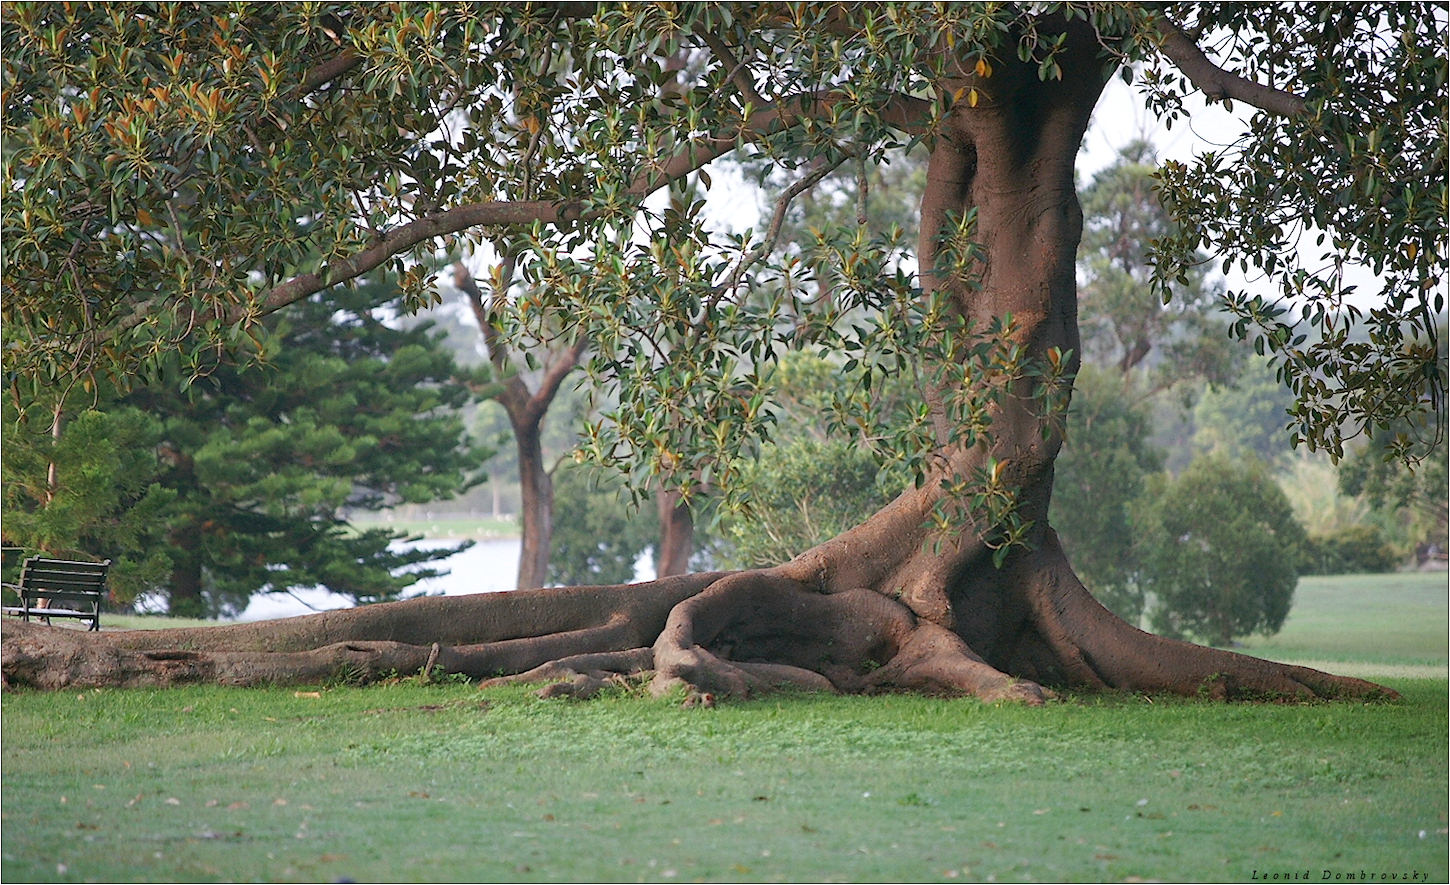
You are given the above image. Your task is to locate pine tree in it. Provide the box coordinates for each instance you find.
[4,278,488,617]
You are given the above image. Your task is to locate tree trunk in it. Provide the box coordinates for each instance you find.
[164,448,205,618]
[655,488,693,578]
[0,19,1395,706]
[44,402,62,506]
[513,418,553,591]
[167,538,205,620]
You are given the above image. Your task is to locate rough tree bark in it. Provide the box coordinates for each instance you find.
[0,17,1394,705]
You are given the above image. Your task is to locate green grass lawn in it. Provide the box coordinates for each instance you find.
[1240,572,1447,677]
[3,572,1446,883]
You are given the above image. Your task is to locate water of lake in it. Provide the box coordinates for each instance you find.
[233,538,654,622]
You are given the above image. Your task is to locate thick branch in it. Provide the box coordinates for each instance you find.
[1153,17,1307,117]
[525,337,588,427]
[115,89,838,342]
[297,50,362,96]
[878,93,933,135]
[699,32,767,110]
[252,201,578,322]
[452,258,516,379]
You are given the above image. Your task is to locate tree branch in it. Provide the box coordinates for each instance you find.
[453,253,584,428]
[246,200,580,323]
[706,151,853,316]
[1153,16,1307,117]
[297,50,362,96]
[699,32,767,110]
[878,93,933,135]
[526,337,588,427]
[452,259,513,379]
[115,84,915,341]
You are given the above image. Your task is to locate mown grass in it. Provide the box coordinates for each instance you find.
[3,571,1446,883]
[101,613,218,631]
[1239,572,1447,671]
[2,681,1445,883]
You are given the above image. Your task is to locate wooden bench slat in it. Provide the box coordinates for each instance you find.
[4,556,109,631]
[19,577,107,590]
[22,570,108,581]
[23,591,103,603]
[21,567,109,580]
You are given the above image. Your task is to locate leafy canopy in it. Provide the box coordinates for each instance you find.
[4,3,1444,496]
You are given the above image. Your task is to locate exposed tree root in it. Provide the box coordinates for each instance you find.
[1005,533,1400,702]
[0,536,1395,705]
[481,648,655,699]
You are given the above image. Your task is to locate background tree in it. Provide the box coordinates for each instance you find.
[450,261,586,590]
[1,405,175,603]
[1189,357,1300,468]
[1047,367,1162,624]
[1051,141,1230,622]
[3,4,1441,702]
[1135,453,1307,647]
[707,350,915,569]
[1335,328,1449,562]
[4,276,488,617]
[716,438,899,570]
[546,461,657,587]
[1074,140,1237,388]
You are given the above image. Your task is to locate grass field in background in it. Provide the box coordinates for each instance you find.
[3,571,1446,883]
[1239,572,1447,676]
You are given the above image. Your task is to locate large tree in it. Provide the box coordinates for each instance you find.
[3,3,1443,703]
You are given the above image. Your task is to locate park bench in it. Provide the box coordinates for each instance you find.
[2,556,110,631]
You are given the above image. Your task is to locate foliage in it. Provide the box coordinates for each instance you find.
[1055,142,1247,625]
[0,406,175,601]
[1135,453,1308,646]
[707,351,913,569]
[1338,414,1449,551]
[546,461,656,587]
[1190,357,1300,468]
[1050,368,1162,624]
[1076,140,1236,389]
[1299,524,1399,576]
[716,436,898,570]
[1145,4,1446,463]
[1276,457,1393,547]
[2,278,488,617]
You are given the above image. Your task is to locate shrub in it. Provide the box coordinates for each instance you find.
[547,462,657,586]
[1300,524,1399,575]
[1135,453,1307,646]
[715,438,900,569]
